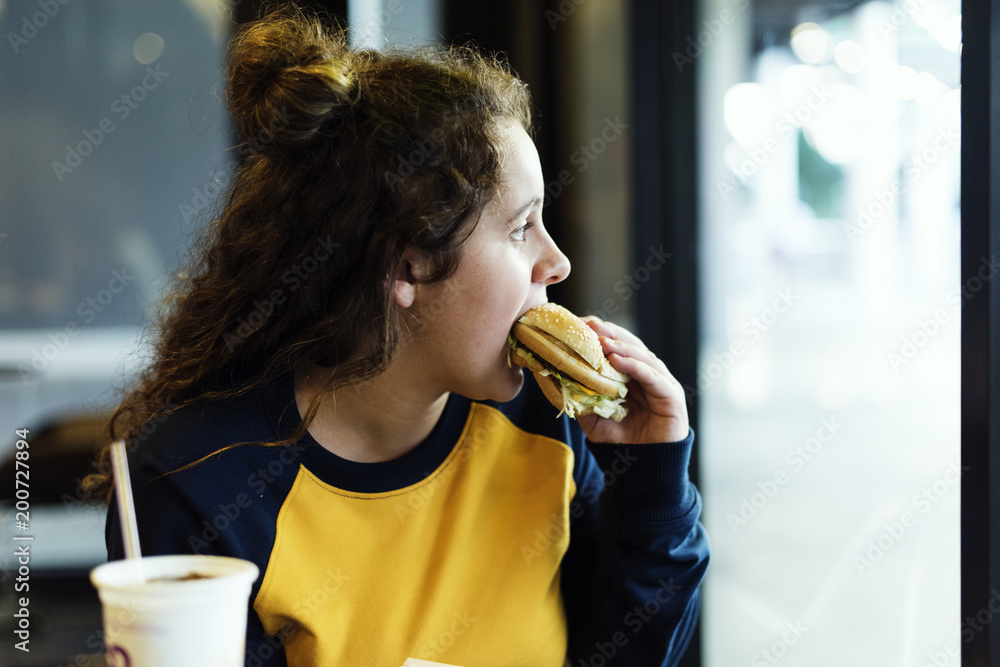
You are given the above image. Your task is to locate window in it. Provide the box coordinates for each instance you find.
[0,2,232,661]
[697,1,961,662]
[0,1,232,436]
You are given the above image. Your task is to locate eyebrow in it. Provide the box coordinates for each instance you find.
[506,196,542,226]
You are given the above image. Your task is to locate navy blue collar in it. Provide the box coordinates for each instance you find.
[267,373,472,493]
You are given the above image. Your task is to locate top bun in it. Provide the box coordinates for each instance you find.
[518,303,602,368]
[516,303,630,387]
[226,9,353,159]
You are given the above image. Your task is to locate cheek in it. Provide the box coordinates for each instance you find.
[488,261,532,315]
[464,282,523,334]
[451,248,533,334]
[460,279,527,351]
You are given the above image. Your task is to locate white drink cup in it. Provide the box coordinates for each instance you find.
[90,554,259,667]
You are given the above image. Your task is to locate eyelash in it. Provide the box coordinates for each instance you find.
[512,221,534,242]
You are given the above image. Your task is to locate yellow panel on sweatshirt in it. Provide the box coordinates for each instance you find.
[254,403,576,666]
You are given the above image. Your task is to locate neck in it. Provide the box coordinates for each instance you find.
[294,358,449,463]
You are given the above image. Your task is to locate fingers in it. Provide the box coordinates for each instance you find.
[580,316,689,442]
[583,314,671,380]
[606,352,653,384]
[600,334,667,376]
[583,315,646,349]
[609,352,673,394]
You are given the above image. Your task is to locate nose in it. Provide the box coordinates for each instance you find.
[534,229,571,287]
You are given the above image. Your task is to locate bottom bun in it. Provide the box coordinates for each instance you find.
[529,370,626,420]
[532,370,566,413]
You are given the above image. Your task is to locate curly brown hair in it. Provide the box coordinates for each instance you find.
[82,5,532,501]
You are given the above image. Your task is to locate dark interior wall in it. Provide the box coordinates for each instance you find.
[629,0,701,660]
[236,0,349,24]
[961,1,1000,663]
[443,0,574,309]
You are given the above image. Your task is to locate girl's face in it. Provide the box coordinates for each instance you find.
[410,121,571,402]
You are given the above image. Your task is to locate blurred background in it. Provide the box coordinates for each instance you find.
[696,1,961,665]
[0,0,961,665]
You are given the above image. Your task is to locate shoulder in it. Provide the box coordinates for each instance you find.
[114,378,303,560]
[126,378,297,485]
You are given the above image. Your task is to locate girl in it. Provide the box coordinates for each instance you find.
[88,7,708,666]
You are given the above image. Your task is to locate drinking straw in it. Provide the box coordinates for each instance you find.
[110,440,144,583]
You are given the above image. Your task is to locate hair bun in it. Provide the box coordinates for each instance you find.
[227,10,351,159]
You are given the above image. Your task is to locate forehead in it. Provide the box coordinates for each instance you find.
[494,122,544,204]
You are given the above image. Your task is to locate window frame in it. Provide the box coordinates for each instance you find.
[629,0,702,664]
[960,1,1000,664]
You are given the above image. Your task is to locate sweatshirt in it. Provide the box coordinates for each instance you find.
[106,373,709,666]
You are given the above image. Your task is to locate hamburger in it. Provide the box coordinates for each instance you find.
[508,303,630,421]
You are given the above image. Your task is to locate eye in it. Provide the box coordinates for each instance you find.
[511,221,534,242]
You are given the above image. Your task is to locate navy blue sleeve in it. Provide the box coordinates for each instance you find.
[107,483,289,667]
[561,428,709,666]
[106,477,289,667]
[103,396,299,667]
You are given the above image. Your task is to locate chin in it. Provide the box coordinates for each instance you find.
[462,366,525,403]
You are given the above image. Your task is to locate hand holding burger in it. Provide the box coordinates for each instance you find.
[509,302,630,421]
[509,303,690,444]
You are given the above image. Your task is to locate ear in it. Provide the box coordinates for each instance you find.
[392,248,426,309]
